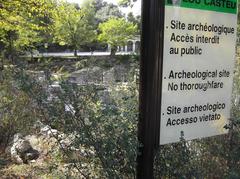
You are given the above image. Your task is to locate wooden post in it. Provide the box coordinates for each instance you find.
[137,0,165,178]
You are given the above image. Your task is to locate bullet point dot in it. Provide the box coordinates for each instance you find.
[164,77,166,79]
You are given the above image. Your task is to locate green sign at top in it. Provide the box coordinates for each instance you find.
[166,0,237,14]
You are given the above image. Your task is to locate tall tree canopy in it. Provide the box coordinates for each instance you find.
[98,18,137,56]
[93,0,123,24]
[127,12,141,31]
[53,1,97,56]
[0,0,55,60]
[118,0,138,7]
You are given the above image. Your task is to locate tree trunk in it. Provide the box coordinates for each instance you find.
[0,54,3,82]
[110,46,117,57]
[30,50,33,61]
[0,52,4,71]
[74,49,77,56]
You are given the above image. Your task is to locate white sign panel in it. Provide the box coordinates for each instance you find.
[160,0,238,145]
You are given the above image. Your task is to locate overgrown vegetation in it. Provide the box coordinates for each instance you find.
[0,58,139,178]
[1,0,240,178]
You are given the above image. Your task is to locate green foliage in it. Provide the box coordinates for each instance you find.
[2,54,240,178]
[154,136,233,178]
[98,18,137,55]
[1,0,240,177]
[50,83,138,177]
[94,0,123,23]
[0,0,55,59]
[53,1,97,56]
[226,50,240,178]
[1,60,138,177]
[0,68,41,147]
[118,0,138,7]
[127,12,141,31]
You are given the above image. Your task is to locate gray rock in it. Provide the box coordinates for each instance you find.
[15,139,32,153]
[69,67,103,85]
[40,125,58,137]
[103,68,115,84]
[10,133,39,164]
[103,65,128,84]
[22,149,39,163]
[113,65,128,82]
[98,89,112,104]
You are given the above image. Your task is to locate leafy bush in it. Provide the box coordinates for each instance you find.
[1,65,139,178]
[0,68,41,148]
[1,53,240,178]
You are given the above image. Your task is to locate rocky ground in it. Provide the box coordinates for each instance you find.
[0,123,89,178]
[0,56,139,178]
